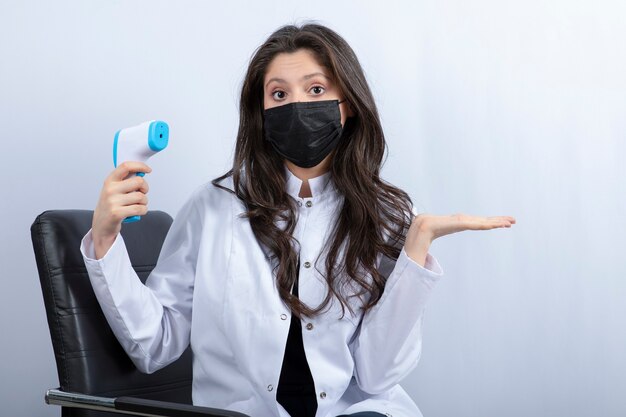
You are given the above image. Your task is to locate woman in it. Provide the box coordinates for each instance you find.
[82,23,515,417]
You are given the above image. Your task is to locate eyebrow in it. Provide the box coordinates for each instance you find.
[265,72,331,89]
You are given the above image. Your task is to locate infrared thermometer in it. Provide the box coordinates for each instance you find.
[113,120,169,223]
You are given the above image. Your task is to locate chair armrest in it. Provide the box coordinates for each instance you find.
[46,388,251,417]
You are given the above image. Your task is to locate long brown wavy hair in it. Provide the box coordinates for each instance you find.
[212,23,414,319]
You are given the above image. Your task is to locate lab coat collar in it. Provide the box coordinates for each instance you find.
[284,164,335,199]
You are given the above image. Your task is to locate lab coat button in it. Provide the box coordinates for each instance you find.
[280,314,288,320]
[303,261,311,268]
[267,384,274,392]
[305,201,313,208]
[319,391,327,399]
[297,200,303,207]
[306,323,314,330]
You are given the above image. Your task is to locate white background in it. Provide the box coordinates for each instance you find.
[1,1,625,416]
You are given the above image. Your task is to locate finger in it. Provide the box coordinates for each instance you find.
[110,161,152,182]
[455,215,514,230]
[453,213,488,228]
[113,204,148,220]
[115,175,149,194]
[488,216,516,222]
[488,216,516,224]
[483,216,515,229]
[113,191,148,207]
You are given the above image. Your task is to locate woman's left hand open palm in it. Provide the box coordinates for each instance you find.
[404,213,516,266]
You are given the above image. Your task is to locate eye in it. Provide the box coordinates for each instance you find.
[310,86,325,95]
[271,90,286,100]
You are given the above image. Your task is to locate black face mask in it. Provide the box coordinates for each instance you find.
[263,99,347,168]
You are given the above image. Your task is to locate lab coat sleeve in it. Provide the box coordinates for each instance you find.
[350,246,444,395]
[80,186,204,374]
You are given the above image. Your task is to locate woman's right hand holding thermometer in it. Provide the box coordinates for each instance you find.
[91,161,152,260]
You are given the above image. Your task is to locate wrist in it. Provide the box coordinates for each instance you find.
[93,232,117,260]
[405,236,431,267]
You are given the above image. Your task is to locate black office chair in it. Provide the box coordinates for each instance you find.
[31,210,249,417]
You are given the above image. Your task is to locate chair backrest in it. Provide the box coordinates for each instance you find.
[31,210,193,417]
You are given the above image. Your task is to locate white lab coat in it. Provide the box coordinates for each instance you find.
[80,167,444,417]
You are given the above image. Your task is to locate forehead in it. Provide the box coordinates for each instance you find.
[264,49,330,84]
